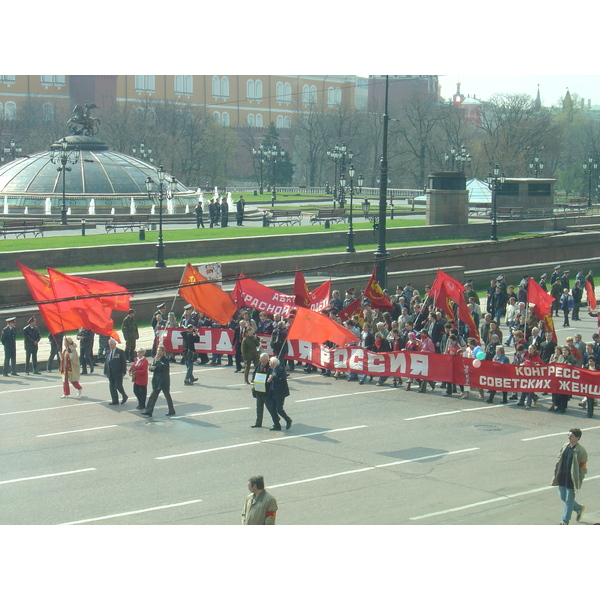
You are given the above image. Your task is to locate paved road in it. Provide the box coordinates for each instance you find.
[1,315,598,526]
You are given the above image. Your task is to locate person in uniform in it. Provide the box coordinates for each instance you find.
[236,195,245,226]
[77,327,95,374]
[194,201,205,228]
[23,316,41,374]
[121,309,139,363]
[220,196,229,227]
[181,324,199,385]
[47,331,64,373]
[241,475,278,525]
[1,317,18,376]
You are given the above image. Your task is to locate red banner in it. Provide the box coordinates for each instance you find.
[159,328,600,397]
[231,276,330,316]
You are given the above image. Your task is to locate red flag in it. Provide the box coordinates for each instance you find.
[363,267,393,310]
[430,270,479,342]
[585,279,597,311]
[287,306,358,347]
[68,274,131,312]
[293,270,311,308]
[527,278,554,315]
[48,268,120,341]
[309,280,331,312]
[16,261,81,335]
[338,296,364,325]
[178,263,237,325]
[532,309,558,342]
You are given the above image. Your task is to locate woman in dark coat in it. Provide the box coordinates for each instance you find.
[141,345,175,417]
[267,357,292,431]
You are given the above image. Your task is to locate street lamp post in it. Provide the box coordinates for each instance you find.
[327,143,353,209]
[486,164,506,242]
[145,165,169,268]
[270,145,286,208]
[583,154,598,208]
[50,138,80,226]
[132,140,153,163]
[342,165,363,253]
[444,144,471,171]
[252,144,267,194]
[528,155,544,178]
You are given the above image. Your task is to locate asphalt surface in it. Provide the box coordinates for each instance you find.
[1,315,598,526]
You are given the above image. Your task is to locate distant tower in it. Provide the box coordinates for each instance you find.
[534,84,542,110]
[563,88,573,112]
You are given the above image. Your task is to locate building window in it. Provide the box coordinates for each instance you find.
[276,82,291,103]
[135,75,155,93]
[327,87,342,106]
[40,75,65,86]
[247,79,255,100]
[221,77,229,99]
[174,75,193,95]
[222,112,230,126]
[213,111,221,123]
[284,82,292,102]
[0,75,16,84]
[276,82,284,102]
[276,115,283,128]
[5,101,16,120]
[283,116,291,129]
[43,102,54,122]
[247,114,255,127]
[212,76,221,97]
[255,79,263,100]
[256,114,263,127]
[0,103,3,119]
[302,84,317,104]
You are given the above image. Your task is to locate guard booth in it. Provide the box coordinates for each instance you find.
[426,171,468,225]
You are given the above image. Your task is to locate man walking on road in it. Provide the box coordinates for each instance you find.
[121,309,139,363]
[241,475,278,525]
[551,428,588,524]
[104,338,128,405]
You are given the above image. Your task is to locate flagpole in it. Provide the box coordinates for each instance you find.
[47,268,70,339]
[171,263,190,315]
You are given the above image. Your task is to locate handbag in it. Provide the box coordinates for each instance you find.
[253,372,267,393]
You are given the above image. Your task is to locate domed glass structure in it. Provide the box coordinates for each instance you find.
[0,134,197,213]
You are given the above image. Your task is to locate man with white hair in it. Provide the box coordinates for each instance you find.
[104,338,128,405]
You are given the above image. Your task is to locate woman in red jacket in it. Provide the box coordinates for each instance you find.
[129,347,149,410]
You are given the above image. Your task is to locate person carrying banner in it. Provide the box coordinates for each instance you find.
[250,353,277,428]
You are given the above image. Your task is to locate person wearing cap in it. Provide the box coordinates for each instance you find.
[151,303,167,330]
[1,317,18,376]
[220,196,228,227]
[59,337,83,398]
[76,327,95,375]
[121,309,139,363]
[236,195,245,226]
[129,347,149,409]
[539,273,548,292]
[46,331,64,373]
[550,266,562,285]
[560,270,570,292]
[23,316,41,375]
[551,428,588,524]
[104,338,128,405]
[571,280,583,321]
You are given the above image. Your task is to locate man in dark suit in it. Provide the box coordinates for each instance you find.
[104,338,128,405]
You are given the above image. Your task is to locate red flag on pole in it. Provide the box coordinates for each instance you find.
[363,267,393,310]
[338,295,364,325]
[527,277,557,342]
[178,263,237,325]
[585,279,597,311]
[293,270,312,308]
[287,306,359,347]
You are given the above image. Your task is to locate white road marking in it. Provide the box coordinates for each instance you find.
[58,499,203,525]
[0,402,101,417]
[269,447,480,489]
[409,474,600,521]
[295,389,390,403]
[171,407,250,418]
[37,425,119,438]
[0,468,96,486]
[521,424,600,441]
[155,425,368,460]
[404,403,509,420]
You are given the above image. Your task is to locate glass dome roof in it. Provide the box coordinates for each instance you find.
[0,136,192,199]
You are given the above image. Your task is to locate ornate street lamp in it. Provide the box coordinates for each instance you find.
[444,144,471,171]
[583,154,598,208]
[327,143,353,209]
[49,138,81,226]
[252,143,268,194]
[486,164,506,241]
[528,155,544,178]
[132,140,153,163]
[341,165,363,253]
[146,164,170,268]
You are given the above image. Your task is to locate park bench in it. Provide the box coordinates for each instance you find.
[0,219,44,239]
[105,215,150,232]
[265,209,303,226]
[497,207,522,219]
[309,209,346,224]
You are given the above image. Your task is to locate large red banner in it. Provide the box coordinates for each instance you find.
[159,328,600,397]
